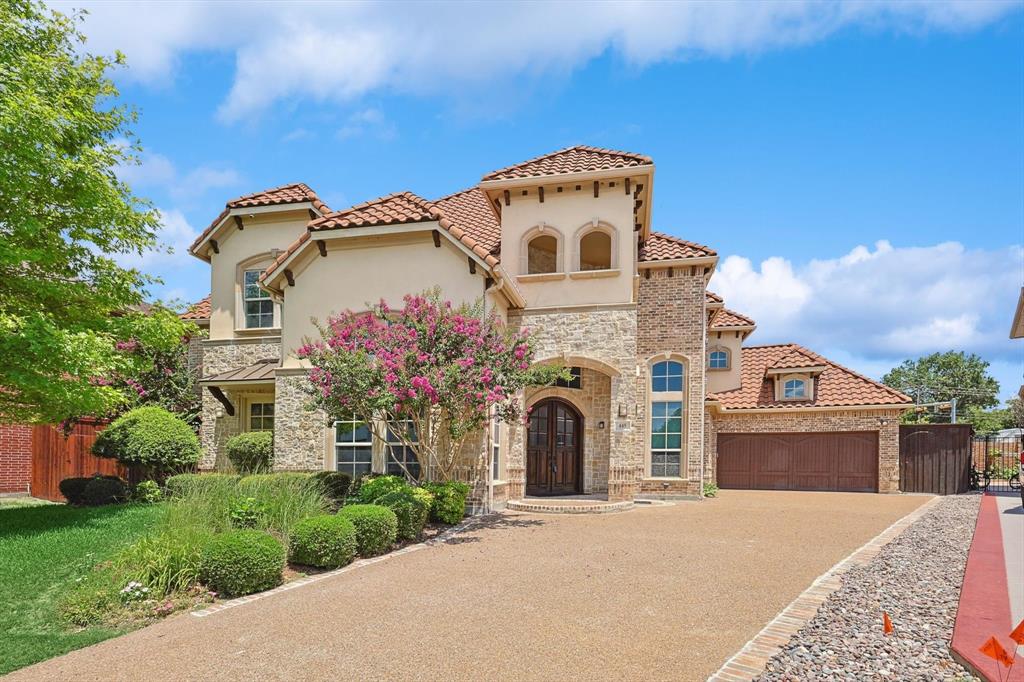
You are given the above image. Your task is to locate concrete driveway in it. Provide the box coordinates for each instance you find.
[12,491,929,682]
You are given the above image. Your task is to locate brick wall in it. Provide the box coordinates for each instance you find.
[637,267,708,497]
[0,424,33,494]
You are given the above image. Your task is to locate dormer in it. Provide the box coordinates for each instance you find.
[764,349,827,402]
[705,298,756,394]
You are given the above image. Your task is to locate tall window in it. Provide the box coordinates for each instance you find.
[709,350,729,369]
[243,270,274,328]
[385,420,420,479]
[783,378,807,399]
[335,415,372,478]
[249,402,274,431]
[491,418,501,481]
[578,230,612,271]
[650,360,684,478]
[527,234,558,274]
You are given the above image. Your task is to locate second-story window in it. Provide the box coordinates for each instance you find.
[244,270,274,328]
[579,230,612,271]
[527,234,559,274]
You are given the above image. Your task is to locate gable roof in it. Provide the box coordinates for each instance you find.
[433,187,502,256]
[180,295,210,321]
[710,307,755,329]
[189,183,330,259]
[638,232,717,262]
[481,145,653,182]
[768,348,823,371]
[307,191,434,231]
[706,291,723,304]
[709,344,911,410]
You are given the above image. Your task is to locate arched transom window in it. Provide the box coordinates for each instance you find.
[650,360,684,478]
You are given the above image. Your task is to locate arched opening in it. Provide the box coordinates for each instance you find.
[578,230,612,271]
[526,398,582,496]
[527,234,559,274]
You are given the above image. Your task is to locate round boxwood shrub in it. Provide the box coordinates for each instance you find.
[422,481,471,524]
[288,515,358,568]
[80,477,128,506]
[198,530,285,597]
[226,431,274,474]
[337,504,398,556]
[357,474,409,503]
[374,488,430,541]
[58,477,93,505]
[312,471,352,506]
[92,406,200,477]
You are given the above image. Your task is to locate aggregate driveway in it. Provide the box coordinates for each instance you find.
[12,491,929,682]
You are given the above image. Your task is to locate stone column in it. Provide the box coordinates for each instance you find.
[606,373,639,502]
[273,371,328,471]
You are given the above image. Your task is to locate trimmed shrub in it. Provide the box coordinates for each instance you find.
[289,515,358,568]
[58,477,92,505]
[80,477,128,506]
[375,488,430,541]
[198,530,285,597]
[357,474,409,503]
[132,480,164,503]
[165,473,239,498]
[311,471,352,506]
[92,406,200,477]
[235,473,328,539]
[422,481,470,524]
[226,431,274,474]
[338,504,398,556]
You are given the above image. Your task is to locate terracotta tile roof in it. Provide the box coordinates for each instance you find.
[263,191,501,283]
[710,307,755,329]
[709,344,911,410]
[706,291,723,304]
[433,187,502,256]
[190,183,329,256]
[768,348,822,370]
[639,232,717,262]
[482,145,653,182]
[180,295,210,321]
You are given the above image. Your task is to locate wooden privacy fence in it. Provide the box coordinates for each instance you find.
[898,424,973,495]
[30,421,139,502]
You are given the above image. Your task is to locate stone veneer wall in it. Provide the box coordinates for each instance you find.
[636,267,708,497]
[508,305,638,501]
[707,408,905,493]
[273,371,329,471]
[198,338,280,469]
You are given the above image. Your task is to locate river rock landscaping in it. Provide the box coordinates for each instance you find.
[759,494,981,682]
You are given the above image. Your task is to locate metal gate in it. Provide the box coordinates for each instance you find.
[971,434,1023,492]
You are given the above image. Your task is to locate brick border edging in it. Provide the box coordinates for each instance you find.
[506,499,634,514]
[707,495,942,682]
[191,514,491,618]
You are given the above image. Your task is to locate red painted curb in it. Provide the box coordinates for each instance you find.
[951,493,1024,682]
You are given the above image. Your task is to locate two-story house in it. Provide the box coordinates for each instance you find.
[184,146,911,507]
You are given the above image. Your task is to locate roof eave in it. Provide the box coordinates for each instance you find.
[638,255,718,270]
[478,164,654,190]
[765,365,828,375]
[709,402,912,414]
[190,201,324,262]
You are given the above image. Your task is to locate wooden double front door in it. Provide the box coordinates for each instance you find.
[526,398,582,496]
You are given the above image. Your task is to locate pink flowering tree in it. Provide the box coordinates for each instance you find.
[297,291,566,482]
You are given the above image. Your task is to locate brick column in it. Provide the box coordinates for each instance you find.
[0,424,33,494]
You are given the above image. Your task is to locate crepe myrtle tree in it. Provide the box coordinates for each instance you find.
[297,291,567,482]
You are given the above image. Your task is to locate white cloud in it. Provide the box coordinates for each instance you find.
[336,108,396,141]
[114,208,199,271]
[115,149,241,202]
[50,0,1019,122]
[710,241,1024,400]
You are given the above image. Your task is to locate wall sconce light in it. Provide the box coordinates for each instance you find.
[878,417,892,426]
[617,404,628,418]
[598,421,606,430]
[215,407,225,419]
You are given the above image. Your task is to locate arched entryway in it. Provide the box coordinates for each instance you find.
[526,398,583,496]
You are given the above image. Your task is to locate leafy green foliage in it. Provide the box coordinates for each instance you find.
[226,431,274,473]
[58,477,92,505]
[288,515,358,569]
[963,406,1015,435]
[80,477,127,506]
[357,474,409,503]
[702,482,719,498]
[228,497,264,529]
[311,471,352,507]
[375,488,431,540]
[0,1,191,424]
[337,504,398,556]
[198,530,285,597]
[92,406,200,477]
[422,481,470,524]
[131,480,163,504]
[883,351,1000,422]
[115,525,212,597]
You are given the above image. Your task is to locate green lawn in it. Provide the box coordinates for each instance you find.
[0,503,163,674]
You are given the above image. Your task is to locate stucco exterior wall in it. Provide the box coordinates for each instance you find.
[707,408,904,493]
[705,331,744,394]
[636,268,708,497]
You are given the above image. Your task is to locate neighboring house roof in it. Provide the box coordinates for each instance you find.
[481,145,653,182]
[433,187,502,256]
[189,183,330,256]
[180,295,210,321]
[710,307,755,329]
[709,344,911,410]
[638,232,717,262]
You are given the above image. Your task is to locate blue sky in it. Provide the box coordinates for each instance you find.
[57,1,1024,403]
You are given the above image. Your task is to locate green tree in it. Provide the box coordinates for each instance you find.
[1008,398,1024,429]
[962,406,1012,435]
[882,351,1000,423]
[0,1,187,423]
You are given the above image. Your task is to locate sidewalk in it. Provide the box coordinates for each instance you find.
[951,491,1024,682]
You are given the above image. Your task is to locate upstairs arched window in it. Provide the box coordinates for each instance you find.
[708,348,730,370]
[574,222,617,272]
[527,234,559,274]
[783,378,807,399]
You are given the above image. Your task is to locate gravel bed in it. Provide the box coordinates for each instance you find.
[759,494,981,682]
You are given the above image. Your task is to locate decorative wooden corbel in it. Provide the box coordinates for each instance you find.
[538,187,544,203]
[284,269,295,287]
[503,190,510,206]
[432,230,441,248]
[625,178,631,195]
[468,257,477,275]
[593,181,600,198]
[209,239,219,254]
[207,386,235,417]
[233,216,244,231]
[316,240,327,257]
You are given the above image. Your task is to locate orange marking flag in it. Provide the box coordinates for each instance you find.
[883,612,894,636]
[980,636,1015,668]
[1010,619,1024,646]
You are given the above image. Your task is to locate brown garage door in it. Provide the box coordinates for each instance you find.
[717,431,878,492]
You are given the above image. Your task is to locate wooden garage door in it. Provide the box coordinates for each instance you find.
[717,431,878,492]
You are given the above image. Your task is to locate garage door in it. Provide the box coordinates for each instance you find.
[717,431,878,492]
